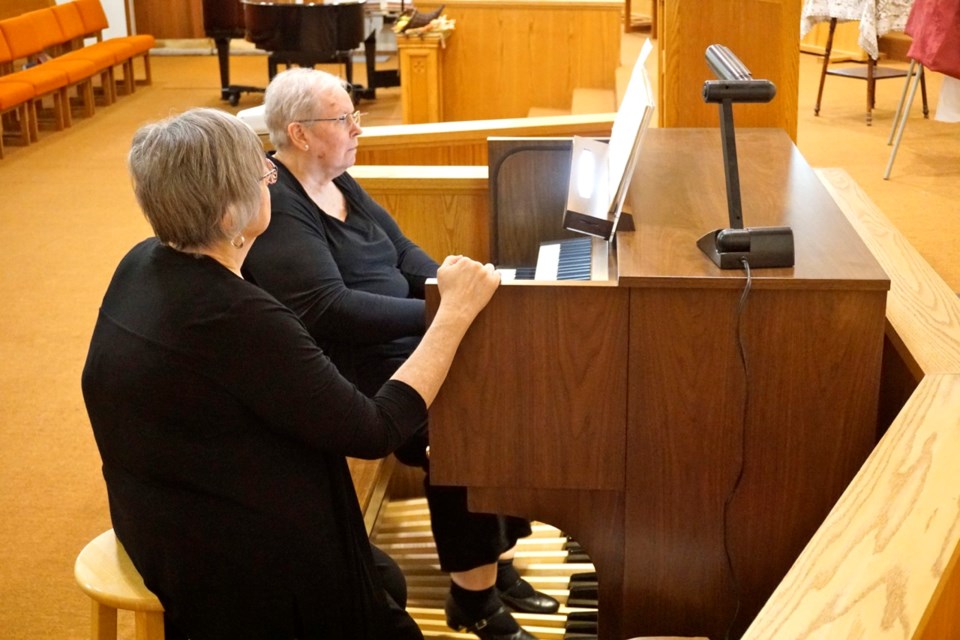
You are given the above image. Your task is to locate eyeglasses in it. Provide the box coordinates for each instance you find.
[260,158,278,185]
[297,110,365,128]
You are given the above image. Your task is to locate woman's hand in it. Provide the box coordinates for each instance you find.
[435,255,500,324]
[391,255,499,407]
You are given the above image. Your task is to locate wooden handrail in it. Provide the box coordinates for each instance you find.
[742,169,960,638]
[359,113,616,146]
[259,113,616,165]
[815,168,960,378]
[356,113,615,166]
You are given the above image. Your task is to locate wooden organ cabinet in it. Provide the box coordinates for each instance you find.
[424,128,889,639]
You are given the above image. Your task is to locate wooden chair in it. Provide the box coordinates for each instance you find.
[71,0,155,94]
[51,2,119,106]
[0,15,70,131]
[73,459,390,640]
[814,17,928,125]
[0,78,34,157]
[22,8,97,123]
[74,529,165,640]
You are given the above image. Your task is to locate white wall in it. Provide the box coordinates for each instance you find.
[56,0,128,38]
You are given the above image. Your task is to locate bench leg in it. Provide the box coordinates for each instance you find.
[91,600,118,640]
[135,610,165,640]
[138,54,152,86]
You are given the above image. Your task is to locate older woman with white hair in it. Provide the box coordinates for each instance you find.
[82,107,500,639]
[243,69,559,640]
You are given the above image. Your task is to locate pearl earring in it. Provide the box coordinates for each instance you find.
[304,145,309,151]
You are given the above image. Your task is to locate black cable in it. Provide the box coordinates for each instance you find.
[722,256,752,640]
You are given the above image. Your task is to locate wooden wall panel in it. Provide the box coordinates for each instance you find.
[0,0,53,20]
[131,0,204,38]
[657,0,800,140]
[416,0,622,121]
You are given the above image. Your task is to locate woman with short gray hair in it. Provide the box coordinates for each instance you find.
[129,107,265,251]
[82,107,500,639]
[244,69,558,640]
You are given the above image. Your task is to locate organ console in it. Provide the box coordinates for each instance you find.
[425,128,891,638]
[201,0,400,105]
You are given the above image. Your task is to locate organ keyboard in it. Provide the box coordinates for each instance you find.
[499,236,610,282]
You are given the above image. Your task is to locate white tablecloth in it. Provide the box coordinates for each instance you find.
[801,0,915,59]
[936,76,960,122]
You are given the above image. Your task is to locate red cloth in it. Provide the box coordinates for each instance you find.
[906,0,960,78]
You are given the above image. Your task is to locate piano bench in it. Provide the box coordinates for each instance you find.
[74,529,165,640]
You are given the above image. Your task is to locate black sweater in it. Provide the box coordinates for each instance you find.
[243,159,439,394]
[82,238,427,639]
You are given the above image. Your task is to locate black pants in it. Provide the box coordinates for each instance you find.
[360,349,534,574]
[395,433,533,573]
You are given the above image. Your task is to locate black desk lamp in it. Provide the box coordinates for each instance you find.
[696,44,795,269]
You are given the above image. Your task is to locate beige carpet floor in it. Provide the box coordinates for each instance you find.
[0,44,957,639]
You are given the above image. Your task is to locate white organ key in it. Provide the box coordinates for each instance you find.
[534,242,562,281]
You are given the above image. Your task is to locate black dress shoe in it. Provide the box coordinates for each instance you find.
[498,579,561,614]
[445,598,538,640]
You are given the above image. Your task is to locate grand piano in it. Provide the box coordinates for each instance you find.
[201,0,399,105]
[424,127,890,638]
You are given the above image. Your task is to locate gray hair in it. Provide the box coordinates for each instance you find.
[263,68,349,149]
[128,108,264,249]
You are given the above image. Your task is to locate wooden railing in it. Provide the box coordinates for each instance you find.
[741,168,960,639]
[259,113,616,165]
[353,164,960,637]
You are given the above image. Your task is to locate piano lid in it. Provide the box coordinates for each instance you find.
[242,0,368,54]
[202,0,245,37]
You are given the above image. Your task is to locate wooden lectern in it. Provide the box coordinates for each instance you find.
[425,128,889,638]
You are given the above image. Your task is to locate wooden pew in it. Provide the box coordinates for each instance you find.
[353,164,960,636]
[350,165,489,262]
[348,456,397,535]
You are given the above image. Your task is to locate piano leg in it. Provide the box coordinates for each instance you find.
[351,31,378,101]
[342,53,354,87]
[213,37,233,102]
[212,36,265,106]
[354,27,399,102]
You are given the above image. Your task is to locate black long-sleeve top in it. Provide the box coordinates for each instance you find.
[243,158,439,394]
[81,238,427,639]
